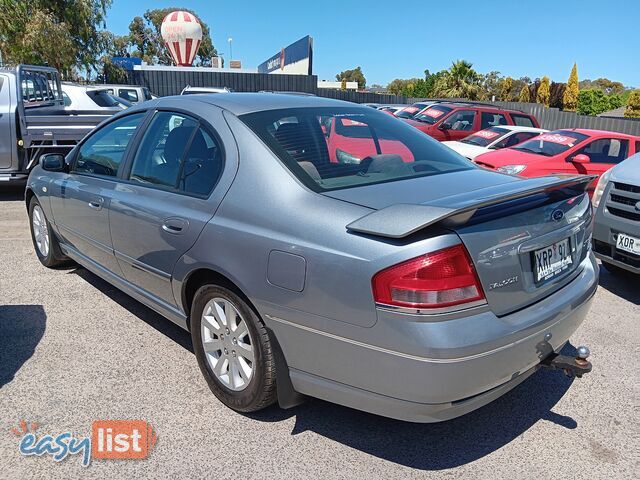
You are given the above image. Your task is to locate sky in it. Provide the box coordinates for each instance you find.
[105,0,639,88]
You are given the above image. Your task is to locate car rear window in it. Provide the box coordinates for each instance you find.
[413,106,454,124]
[514,130,589,156]
[241,107,474,192]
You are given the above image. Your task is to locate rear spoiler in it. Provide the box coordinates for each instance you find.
[346,175,596,239]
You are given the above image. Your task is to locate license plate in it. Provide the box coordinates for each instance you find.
[616,233,640,255]
[533,238,573,283]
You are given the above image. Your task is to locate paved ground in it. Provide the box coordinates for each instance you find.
[1,185,638,479]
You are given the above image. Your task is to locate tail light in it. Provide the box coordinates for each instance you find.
[372,244,485,310]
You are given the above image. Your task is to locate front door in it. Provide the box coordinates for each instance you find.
[49,112,146,273]
[109,110,228,306]
[441,109,478,141]
[564,137,630,191]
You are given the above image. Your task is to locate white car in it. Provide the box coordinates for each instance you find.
[61,84,131,111]
[181,86,231,95]
[443,125,548,161]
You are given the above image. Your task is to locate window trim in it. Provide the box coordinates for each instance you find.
[69,111,151,180]
[118,109,226,200]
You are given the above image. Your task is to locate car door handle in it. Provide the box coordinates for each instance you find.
[88,198,104,210]
[162,218,188,234]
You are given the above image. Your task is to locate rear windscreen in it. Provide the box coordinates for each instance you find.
[240,107,474,192]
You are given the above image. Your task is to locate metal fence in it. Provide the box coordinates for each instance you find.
[125,69,318,97]
[120,71,640,136]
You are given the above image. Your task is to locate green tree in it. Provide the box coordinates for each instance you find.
[432,60,482,100]
[0,1,111,75]
[131,8,216,66]
[518,85,531,102]
[336,66,366,89]
[580,78,625,95]
[499,76,513,101]
[577,89,611,115]
[537,76,551,107]
[624,90,640,118]
[479,71,502,100]
[563,63,579,111]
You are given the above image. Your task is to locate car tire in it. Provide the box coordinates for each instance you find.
[28,196,69,268]
[601,260,636,277]
[191,284,277,412]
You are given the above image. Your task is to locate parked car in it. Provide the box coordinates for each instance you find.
[393,102,433,119]
[443,125,548,160]
[474,129,640,193]
[26,94,596,423]
[99,84,155,103]
[403,103,540,141]
[591,153,640,276]
[61,83,131,111]
[181,85,231,95]
[0,65,118,183]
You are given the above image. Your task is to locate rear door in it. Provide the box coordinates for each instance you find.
[0,75,13,169]
[108,108,235,306]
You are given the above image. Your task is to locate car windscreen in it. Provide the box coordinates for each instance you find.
[460,127,510,147]
[413,106,454,124]
[394,104,428,119]
[240,107,475,192]
[513,130,589,156]
[87,90,121,107]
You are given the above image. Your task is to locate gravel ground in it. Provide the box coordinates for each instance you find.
[1,185,638,479]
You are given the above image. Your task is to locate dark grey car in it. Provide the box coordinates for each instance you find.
[26,94,597,422]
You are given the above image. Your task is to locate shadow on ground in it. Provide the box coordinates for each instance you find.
[0,305,46,388]
[70,264,577,470]
[597,266,640,305]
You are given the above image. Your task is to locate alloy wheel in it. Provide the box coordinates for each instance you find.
[32,205,50,258]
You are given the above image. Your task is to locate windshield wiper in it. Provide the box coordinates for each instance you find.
[516,147,551,156]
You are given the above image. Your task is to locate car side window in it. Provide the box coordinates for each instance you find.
[73,113,145,177]
[445,110,476,131]
[480,112,507,129]
[510,114,535,127]
[573,138,629,164]
[119,89,139,103]
[128,112,223,196]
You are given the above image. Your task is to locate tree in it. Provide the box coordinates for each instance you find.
[550,82,566,109]
[563,63,579,111]
[336,66,366,89]
[518,85,531,102]
[432,60,482,100]
[577,89,611,116]
[624,90,640,118]
[129,8,217,66]
[580,78,625,95]
[0,1,111,75]
[499,76,513,101]
[537,76,550,107]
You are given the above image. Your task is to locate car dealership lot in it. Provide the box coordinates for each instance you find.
[0,187,638,479]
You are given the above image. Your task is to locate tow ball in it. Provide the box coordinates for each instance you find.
[539,346,592,378]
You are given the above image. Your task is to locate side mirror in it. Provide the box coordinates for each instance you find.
[571,153,590,164]
[40,153,67,172]
[438,122,452,131]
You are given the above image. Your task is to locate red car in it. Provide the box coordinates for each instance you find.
[474,129,640,192]
[403,103,539,142]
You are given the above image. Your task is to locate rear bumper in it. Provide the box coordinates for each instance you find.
[265,253,598,422]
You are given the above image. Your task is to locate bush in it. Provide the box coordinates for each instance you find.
[537,76,550,107]
[518,85,530,102]
[578,89,622,116]
[625,90,640,118]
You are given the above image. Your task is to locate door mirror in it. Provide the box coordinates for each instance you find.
[438,122,452,131]
[40,153,67,172]
[571,153,590,164]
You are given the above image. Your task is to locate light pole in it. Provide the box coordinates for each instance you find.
[228,37,233,61]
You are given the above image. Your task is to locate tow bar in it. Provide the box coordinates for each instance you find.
[539,346,592,378]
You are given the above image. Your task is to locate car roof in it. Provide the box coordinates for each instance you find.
[554,128,640,139]
[431,102,528,114]
[157,92,364,115]
[492,125,547,133]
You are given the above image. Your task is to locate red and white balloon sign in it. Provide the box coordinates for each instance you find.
[161,11,203,66]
